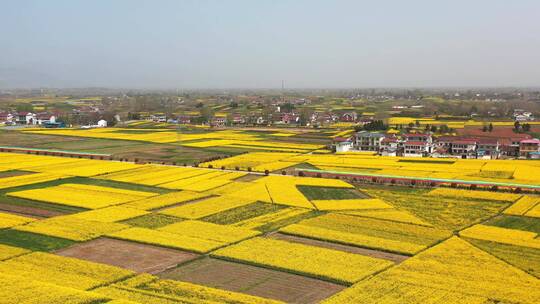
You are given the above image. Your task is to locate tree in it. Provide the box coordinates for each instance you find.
[199,107,214,123]
[298,108,313,126]
[16,103,33,112]
[514,121,521,133]
[358,120,387,131]
[280,103,295,112]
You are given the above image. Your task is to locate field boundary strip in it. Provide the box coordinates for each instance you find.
[297,168,540,190]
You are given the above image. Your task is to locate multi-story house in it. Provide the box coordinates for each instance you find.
[519,139,540,158]
[403,141,430,157]
[477,138,500,159]
[380,136,399,156]
[402,133,433,156]
[354,131,385,152]
[450,139,477,158]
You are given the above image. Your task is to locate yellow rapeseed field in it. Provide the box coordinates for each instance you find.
[106,227,223,253]
[324,237,540,304]
[504,196,540,216]
[460,225,540,249]
[7,183,157,209]
[0,252,133,290]
[231,207,311,230]
[339,209,433,227]
[69,206,149,222]
[212,237,394,285]
[280,214,450,255]
[0,244,29,261]
[94,273,283,304]
[427,188,521,202]
[0,172,66,189]
[14,216,130,241]
[158,220,260,244]
[312,198,393,211]
[159,196,256,219]
[123,190,211,210]
[0,273,109,304]
[0,212,36,229]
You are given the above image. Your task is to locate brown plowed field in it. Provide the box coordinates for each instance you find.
[55,237,199,274]
[158,257,345,304]
[269,232,409,263]
[0,203,61,218]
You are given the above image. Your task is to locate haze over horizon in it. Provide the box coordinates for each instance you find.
[2,0,539,89]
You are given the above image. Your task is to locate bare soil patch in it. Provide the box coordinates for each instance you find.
[269,232,409,263]
[55,237,199,274]
[233,173,265,182]
[158,257,345,304]
[0,203,61,218]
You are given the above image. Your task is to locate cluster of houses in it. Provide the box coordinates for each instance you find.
[0,112,64,127]
[333,131,540,159]
[154,110,369,127]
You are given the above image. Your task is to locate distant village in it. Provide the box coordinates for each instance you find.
[1,89,540,159]
[332,131,540,160]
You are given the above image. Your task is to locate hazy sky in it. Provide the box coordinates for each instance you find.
[1,0,539,89]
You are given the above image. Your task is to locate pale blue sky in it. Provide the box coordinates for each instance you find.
[1,0,539,88]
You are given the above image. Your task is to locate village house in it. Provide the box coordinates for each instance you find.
[477,138,500,159]
[450,139,477,159]
[332,137,353,152]
[231,114,246,125]
[340,112,357,122]
[210,117,227,127]
[402,133,433,155]
[519,139,540,158]
[403,141,430,157]
[0,112,14,124]
[380,136,399,156]
[354,131,385,152]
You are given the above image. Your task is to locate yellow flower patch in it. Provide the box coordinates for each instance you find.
[460,224,540,249]
[107,227,222,253]
[312,198,393,211]
[69,206,149,222]
[0,212,36,229]
[123,191,211,210]
[158,220,260,244]
[0,252,133,290]
[212,237,393,285]
[14,216,129,241]
[0,273,109,304]
[7,183,157,209]
[159,196,255,219]
[0,244,30,261]
[427,188,521,202]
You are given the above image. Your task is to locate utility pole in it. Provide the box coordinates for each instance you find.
[281,80,285,103]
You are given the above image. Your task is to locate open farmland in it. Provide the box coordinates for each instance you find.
[0,151,538,303]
